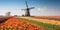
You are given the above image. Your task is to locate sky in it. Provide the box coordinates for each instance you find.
[0,0,60,16]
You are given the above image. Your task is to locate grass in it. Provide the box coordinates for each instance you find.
[0,16,4,18]
[21,18,60,30]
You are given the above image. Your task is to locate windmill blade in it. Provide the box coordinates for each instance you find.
[29,7,35,9]
[26,1,28,8]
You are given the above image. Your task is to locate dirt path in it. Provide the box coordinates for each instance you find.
[20,17,60,26]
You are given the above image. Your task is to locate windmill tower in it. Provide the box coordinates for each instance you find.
[22,1,35,16]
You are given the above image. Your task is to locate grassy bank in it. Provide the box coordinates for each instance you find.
[21,18,60,30]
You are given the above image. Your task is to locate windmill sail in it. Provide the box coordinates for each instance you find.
[26,1,28,8]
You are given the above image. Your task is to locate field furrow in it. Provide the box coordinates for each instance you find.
[20,17,60,26]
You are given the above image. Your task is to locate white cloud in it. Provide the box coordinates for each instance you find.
[36,6,60,16]
[0,5,60,16]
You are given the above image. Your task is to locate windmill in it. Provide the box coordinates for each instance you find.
[22,1,35,16]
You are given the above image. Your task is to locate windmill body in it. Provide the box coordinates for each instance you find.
[25,8,30,16]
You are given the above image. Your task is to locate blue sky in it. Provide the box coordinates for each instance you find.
[0,0,60,16]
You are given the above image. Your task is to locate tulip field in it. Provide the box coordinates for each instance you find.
[0,17,46,30]
[0,16,60,30]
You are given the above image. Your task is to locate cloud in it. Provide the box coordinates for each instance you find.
[36,6,60,16]
[38,6,48,12]
[0,5,60,16]
[29,6,60,16]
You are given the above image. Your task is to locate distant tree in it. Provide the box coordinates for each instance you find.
[6,12,11,16]
[14,15,18,17]
[22,15,25,16]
